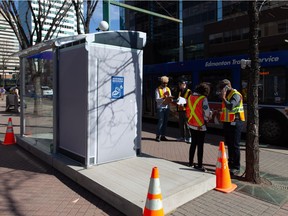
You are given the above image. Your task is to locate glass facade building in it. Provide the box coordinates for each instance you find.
[18,1,83,43]
[124,1,179,64]
[123,1,288,64]
[0,13,20,84]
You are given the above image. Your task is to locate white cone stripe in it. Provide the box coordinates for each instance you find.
[217,150,221,158]
[145,199,163,210]
[6,128,14,133]
[216,161,221,168]
[148,178,161,195]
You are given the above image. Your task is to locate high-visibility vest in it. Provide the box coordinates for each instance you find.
[220,89,245,122]
[177,88,191,111]
[186,95,205,127]
[158,86,171,98]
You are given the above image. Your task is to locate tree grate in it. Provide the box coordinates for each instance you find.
[272,184,288,191]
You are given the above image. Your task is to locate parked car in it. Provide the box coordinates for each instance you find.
[41,86,53,97]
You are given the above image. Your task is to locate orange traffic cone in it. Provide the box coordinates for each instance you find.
[214,141,237,193]
[143,167,164,216]
[2,118,16,145]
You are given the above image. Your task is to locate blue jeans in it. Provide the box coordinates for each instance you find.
[223,120,243,170]
[156,108,169,136]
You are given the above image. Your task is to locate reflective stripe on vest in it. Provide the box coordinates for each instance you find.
[177,89,191,111]
[158,86,171,98]
[187,95,205,126]
[220,89,245,122]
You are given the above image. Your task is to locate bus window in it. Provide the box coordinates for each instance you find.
[259,67,287,105]
[242,67,287,105]
[199,70,232,102]
[143,74,155,115]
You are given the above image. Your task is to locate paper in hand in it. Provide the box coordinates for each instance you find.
[177,96,186,105]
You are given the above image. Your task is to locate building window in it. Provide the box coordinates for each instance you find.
[242,28,249,40]
[223,31,231,42]
[209,32,223,44]
[278,22,287,34]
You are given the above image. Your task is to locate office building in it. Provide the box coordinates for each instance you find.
[123,1,288,64]
[123,1,179,64]
[18,0,82,43]
[205,1,288,57]
[0,12,20,84]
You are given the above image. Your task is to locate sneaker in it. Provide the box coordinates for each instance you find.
[160,136,169,141]
[230,169,240,176]
[177,137,185,142]
[155,135,161,142]
[185,137,192,143]
[194,165,207,172]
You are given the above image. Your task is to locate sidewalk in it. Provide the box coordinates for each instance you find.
[0,98,124,216]
[0,96,288,215]
[0,97,20,139]
[142,122,288,216]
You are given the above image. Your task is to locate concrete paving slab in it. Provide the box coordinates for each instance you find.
[17,135,216,216]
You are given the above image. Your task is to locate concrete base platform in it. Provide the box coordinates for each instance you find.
[17,136,216,216]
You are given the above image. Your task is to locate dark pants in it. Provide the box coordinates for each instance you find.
[156,108,169,136]
[178,111,191,139]
[189,129,206,167]
[223,121,243,170]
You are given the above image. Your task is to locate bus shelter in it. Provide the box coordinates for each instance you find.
[15,31,146,167]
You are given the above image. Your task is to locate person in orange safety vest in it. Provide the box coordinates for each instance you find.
[218,79,245,176]
[186,82,212,172]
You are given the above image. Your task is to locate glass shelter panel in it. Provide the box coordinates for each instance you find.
[22,52,54,147]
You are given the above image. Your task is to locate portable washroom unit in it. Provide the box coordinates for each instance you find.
[57,31,146,166]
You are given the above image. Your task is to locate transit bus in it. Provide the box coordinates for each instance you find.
[143,50,288,145]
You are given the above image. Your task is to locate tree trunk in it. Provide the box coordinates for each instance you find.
[33,75,41,115]
[245,0,261,184]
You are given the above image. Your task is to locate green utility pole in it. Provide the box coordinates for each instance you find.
[103,0,110,29]
[102,0,182,30]
[102,0,182,60]
[110,0,181,23]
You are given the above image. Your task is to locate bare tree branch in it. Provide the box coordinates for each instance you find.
[0,0,75,48]
[72,0,99,34]
[45,1,73,40]
[0,1,29,49]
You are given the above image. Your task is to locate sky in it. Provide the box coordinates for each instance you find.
[2,0,120,32]
[89,1,120,32]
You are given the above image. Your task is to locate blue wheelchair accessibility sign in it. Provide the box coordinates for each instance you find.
[111,76,124,99]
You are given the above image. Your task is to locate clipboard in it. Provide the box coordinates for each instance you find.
[162,96,174,105]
